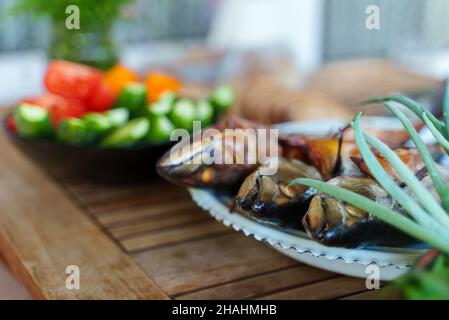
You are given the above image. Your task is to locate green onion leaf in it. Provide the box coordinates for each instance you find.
[289,178,449,255]
[384,101,449,215]
[364,96,446,137]
[443,81,449,137]
[351,113,446,234]
[422,113,449,155]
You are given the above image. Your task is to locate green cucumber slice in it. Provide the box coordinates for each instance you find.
[101,117,150,148]
[147,116,175,144]
[14,103,53,138]
[209,84,235,113]
[170,98,196,131]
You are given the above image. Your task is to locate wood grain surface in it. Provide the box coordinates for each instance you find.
[0,123,168,299]
[0,109,395,299]
[59,174,391,300]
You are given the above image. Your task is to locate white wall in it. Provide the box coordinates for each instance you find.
[207,0,324,74]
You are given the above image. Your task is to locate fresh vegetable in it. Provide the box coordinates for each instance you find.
[12,59,232,148]
[147,91,176,118]
[6,115,17,132]
[82,113,113,142]
[170,98,196,131]
[291,112,449,254]
[44,60,115,112]
[44,60,102,103]
[147,116,175,144]
[104,107,129,128]
[146,72,181,102]
[103,64,139,95]
[209,84,235,113]
[115,82,147,116]
[57,118,89,145]
[291,85,449,299]
[195,99,214,127]
[86,80,116,112]
[392,250,449,299]
[14,103,53,138]
[101,117,150,148]
[24,93,86,126]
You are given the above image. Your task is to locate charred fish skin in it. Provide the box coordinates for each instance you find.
[302,176,417,248]
[156,116,266,190]
[235,158,323,229]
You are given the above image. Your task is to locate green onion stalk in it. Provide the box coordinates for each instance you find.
[290,82,449,299]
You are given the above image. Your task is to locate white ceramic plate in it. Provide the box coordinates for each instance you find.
[189,188,425,280]
[187,118,428,280]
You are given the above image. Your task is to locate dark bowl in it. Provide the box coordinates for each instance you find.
[3,113,175,181]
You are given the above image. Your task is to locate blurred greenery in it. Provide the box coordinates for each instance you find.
[9,0,133,69]
[393,252,449,299]
[10,0,132,27]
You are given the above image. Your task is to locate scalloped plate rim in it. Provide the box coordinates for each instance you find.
[186,117,428,279]
[189,188,426,271]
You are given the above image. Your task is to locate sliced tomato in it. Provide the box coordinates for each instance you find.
[44,60,103,103]
[86,80,116,112]
[6,115,17,132]
[24,94,87,126]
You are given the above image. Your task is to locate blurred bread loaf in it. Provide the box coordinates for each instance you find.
[305,59,441,110]
[233,78,352,124]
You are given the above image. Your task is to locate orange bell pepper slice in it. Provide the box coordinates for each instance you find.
[104,64,139,95]
[146,72,181,102]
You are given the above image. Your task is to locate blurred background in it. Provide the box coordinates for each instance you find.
[0,0,448,119]
[0,0,449,299]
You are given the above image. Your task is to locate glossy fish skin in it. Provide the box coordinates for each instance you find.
[302,176,417,248]
[156,131,258,190]
[156,115,269,190]
[235,158,323,228]
[280,136,360,179]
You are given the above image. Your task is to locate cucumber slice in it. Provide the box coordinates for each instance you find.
[147,91,176,117]
[82,113,112,143]
[83,113,111,132]
[101,117,150,148]
[104,107,129,128]
[148,116,175,144]
[57,118,88,145]
[209,84,235,113]
[170,98,196,131]
[195,99,214,127]
[115,83,147,116]
[14,103,53,138]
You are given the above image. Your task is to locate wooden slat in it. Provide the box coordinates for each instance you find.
[0,130,168,300]
[340,288,401,300]
[64,179,188,214]
[96,200,197,226]
[122,220,231,252]
[176,265,335,300]
[133,233,298,296]
[257,276,367,300]
[109,210,210,239]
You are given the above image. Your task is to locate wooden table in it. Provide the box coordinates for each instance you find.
[0,121,391,300]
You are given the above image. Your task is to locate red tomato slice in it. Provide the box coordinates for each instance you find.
[6,115,17,132]
[86,80,116,112]
[24,94,87,126]
[44,60,102,103]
